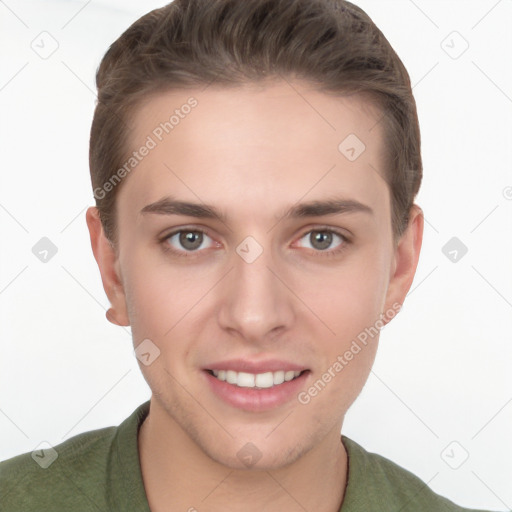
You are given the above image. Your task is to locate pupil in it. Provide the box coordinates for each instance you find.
[311,231,332,250]
[179,231,203,250]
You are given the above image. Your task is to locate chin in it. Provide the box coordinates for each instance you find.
[204,439,308,471]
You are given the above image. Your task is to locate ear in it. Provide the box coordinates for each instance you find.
[382,204,424,323]
[85,206,130,326]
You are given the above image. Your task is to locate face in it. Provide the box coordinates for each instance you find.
[89,79,421,470]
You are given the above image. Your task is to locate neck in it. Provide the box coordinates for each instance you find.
[138,399,348,512]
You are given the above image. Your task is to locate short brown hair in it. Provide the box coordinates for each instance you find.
[90,0,422,245]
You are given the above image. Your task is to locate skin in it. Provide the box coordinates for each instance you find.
[86,79,423,512]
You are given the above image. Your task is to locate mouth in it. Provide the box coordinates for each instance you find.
[206,369,305,389]
[203,364,310,411]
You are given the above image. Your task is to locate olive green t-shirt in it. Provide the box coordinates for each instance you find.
[0,401,490,511]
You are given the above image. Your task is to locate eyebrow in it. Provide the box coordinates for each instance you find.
[139,196,374,222]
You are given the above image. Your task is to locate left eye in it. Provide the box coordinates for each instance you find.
[166,230,215,252]
[296,230,345,251]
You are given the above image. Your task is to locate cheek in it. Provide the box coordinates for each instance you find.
[298,253,389,339]
[123,266,196,393]
[301,279,382,415]
[292,251,388,404]
[121,244,198,330]
[126,280,197,348]
[122,250,222,371]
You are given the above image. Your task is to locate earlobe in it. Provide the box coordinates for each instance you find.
[85,207,130,327]
[383,204,424,322]
[106,307,128,326]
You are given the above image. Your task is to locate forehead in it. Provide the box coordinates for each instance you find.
[118,80,389,223]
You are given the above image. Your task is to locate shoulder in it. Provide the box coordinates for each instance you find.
[341,436,491,512]
[0,425,118,511]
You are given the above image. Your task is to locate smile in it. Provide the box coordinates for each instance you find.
[209,369,302,388]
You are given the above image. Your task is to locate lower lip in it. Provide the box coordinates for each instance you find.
[203,371,309,412]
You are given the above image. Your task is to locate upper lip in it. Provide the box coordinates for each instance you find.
[205,359,307,373]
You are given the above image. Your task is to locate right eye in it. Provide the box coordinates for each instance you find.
[163,229,218,254]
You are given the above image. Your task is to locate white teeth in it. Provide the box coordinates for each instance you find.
[284,371,296,382]
[255,372,274,388]
[273,370,285,385]
[226,370,237,384]
[210,369,303,388]
[237,372,255,387]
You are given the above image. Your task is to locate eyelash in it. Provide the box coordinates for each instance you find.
[158,226,350,258]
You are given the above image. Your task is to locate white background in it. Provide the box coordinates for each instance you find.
[0,0,511,510]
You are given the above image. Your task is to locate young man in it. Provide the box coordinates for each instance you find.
[0,1,495,511]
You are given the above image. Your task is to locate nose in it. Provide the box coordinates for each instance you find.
[217,241,295,344]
